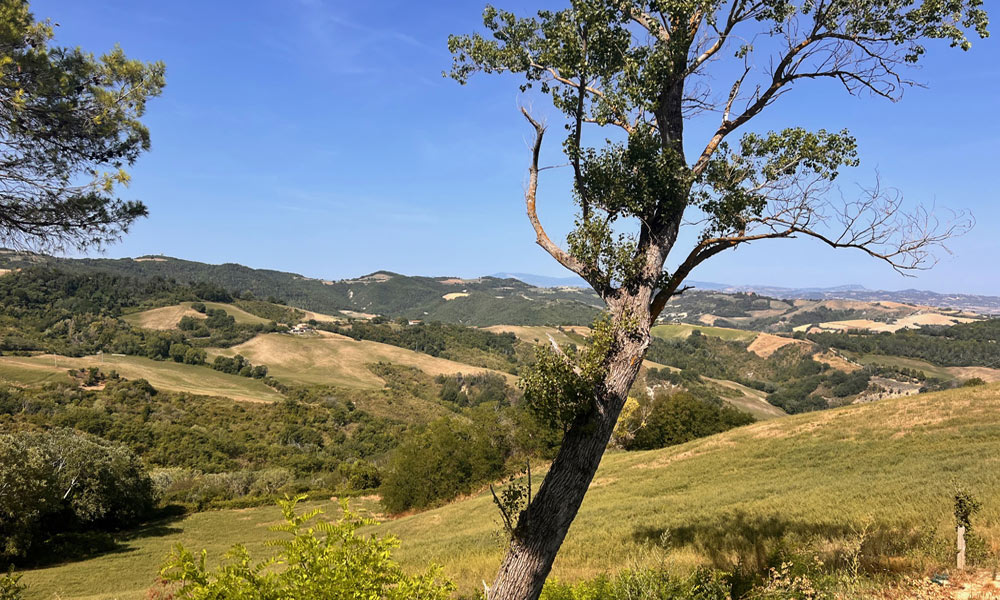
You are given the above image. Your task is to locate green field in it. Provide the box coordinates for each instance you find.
[17,497,381,600]
[378,383,1000,592]
[651,323,758,342]
[850,352,957,381]
[17,384,1000,598]
[0,354,283,403]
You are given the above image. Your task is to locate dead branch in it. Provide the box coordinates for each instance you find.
[521,108,613,298]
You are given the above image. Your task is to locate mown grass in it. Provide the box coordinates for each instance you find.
[0,354,283,403]
[210,332,515,390]
[702,376,787,420]
[122,301,270,330]
[482,325,588,347]
[651,323,758,342]
[15,384,1000,599]
[850,352,957,381]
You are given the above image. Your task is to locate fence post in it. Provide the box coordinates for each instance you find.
[957,525,966,570]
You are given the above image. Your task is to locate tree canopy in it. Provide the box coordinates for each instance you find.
[449,0,986,311]
[0,0,165,250]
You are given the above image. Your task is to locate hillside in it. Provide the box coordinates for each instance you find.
[17,383,1000,599]
[209,331,516,390]
[0,353,283,403]
[2,250,992,334]
[377,383,1000,592]
[0,251,603,326]
[122,301,271,329]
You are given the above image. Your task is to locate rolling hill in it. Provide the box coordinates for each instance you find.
[208,331,516,391]
[16,383,1000,599]
[0,353,284,403]
[0,251,603,326]
[1,250,992,333]
[376,382,1000,592]
[122,301,271,329]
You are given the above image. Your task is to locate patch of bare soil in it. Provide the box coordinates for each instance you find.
[877,571,1000,599]
[747,333,811,358]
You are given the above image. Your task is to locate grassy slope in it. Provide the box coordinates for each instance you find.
[122,301,271,329]
[482,325,588,347]
[850,352,957,381]
[18,384,1000,598]
[0,354,283,403]
[651,323,759,342]
[18,498,380,600]
[640,359,786,421]
[378,383,1000,592]
[703,376,787,420]
[210,331,516,390]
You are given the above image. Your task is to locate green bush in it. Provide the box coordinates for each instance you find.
[0,569,25,600]
[157,495,454,600]
[379,412,510,513]
[0,430,154,563]
[624,392,755,451]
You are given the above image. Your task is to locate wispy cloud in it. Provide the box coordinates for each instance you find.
[272,0,436,78]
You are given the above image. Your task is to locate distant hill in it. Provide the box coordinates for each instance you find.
[2,250,993,329]
[720,283,1000,314]
[0,250,603,326]
[502,270,1000,314]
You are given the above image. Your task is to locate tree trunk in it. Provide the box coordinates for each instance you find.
[489,299,651,600]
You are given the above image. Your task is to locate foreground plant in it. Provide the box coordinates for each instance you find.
[157,495,454,600]
[448,1,989,598]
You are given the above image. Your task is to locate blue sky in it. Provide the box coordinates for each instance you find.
[32,0,1000,295]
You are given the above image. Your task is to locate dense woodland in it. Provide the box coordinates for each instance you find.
[808,321,1000,368]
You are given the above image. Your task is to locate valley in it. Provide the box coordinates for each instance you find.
[1,254,999,600]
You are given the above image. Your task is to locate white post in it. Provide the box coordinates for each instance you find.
[957,525,966,570]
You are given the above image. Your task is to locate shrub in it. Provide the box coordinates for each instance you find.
[182,347,206,365]
[157,495,453,600]
[0,430,154,563]
[379,413,510,513]
[0,569,25,600]
[624,392,755,451]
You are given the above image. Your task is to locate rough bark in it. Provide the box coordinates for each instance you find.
[489,295,653,600]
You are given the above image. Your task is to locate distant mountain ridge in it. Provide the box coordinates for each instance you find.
[0,251,604,326]
[500,272,1000,314]
[1,251,996,324]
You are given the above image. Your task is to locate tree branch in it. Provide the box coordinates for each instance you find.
[521,108,612,298]
[651,178,970,319]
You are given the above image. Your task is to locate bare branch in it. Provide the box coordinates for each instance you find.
[520,108,613,298]
[651,176,971,319]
